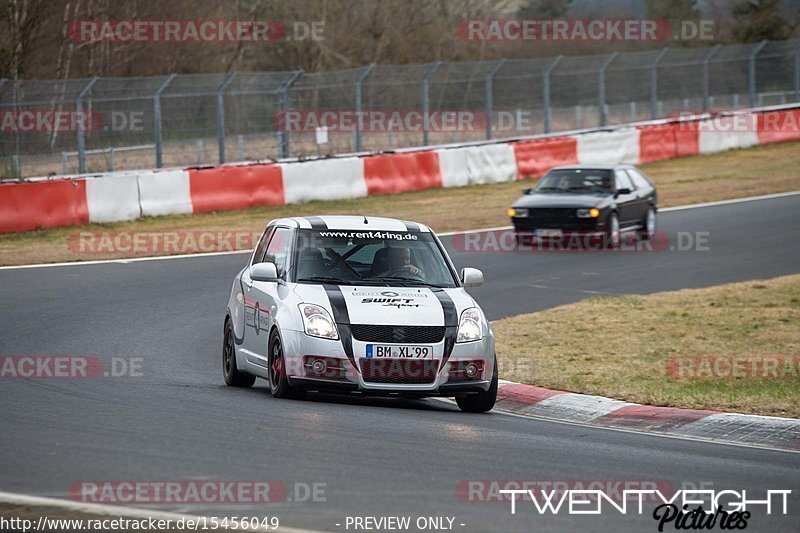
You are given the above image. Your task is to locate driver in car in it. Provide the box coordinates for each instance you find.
[378,246,423,278]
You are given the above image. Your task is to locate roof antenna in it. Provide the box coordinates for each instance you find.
[363,215,368,224]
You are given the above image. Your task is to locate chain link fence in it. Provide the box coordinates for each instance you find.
[1,39,798,179]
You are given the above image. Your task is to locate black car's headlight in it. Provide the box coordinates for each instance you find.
[508,208,528,218]
[576,208,600,218]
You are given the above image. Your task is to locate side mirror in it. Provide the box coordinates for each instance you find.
[522,188,533,195]
[615,187,631,197]
[250,262,278,282]
[461,267,484,288]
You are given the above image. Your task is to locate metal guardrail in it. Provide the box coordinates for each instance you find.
[0,39,798,178]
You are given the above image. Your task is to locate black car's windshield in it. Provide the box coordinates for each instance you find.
[535,169,613,195]
[293,228,458,288]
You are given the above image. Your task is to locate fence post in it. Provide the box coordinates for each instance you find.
[421,61,441,146]
[153,74,175,168]
[598,52,617,127]
[216,72,237,164]
[354,64,375,152]
[650,48,668,120]
[702,45,721,112]
[76,77,98,174]
[748,40,768,108]
[543,55,562,134]
[277,69,303,159]
[484,59,505,140]
[794,44,800,103]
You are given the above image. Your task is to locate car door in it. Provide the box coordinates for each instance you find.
[613,169,641,226]
[241,226,292,369]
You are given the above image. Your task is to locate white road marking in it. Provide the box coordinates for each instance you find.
[0,190,798,271]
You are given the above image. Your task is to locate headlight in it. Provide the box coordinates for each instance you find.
[457,307,484,343]
[298,304,339,340]
[577,208,600,218]
[508,207,528,218]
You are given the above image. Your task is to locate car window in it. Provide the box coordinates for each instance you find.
[626,168,653,191]
[251,228,273,266]
[262,227,291,277]
[293,228,458,288]
[536,169,613,194]
[614,170,635,192]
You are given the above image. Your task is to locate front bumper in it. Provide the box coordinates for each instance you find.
[280,327,495,396]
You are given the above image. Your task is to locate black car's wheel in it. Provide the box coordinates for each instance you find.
[605,213,621,249]
[455,356,498,413]
[639,207,656,240]
[223,319,255,388]
[267,329,299,399]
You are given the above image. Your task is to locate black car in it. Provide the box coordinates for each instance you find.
[507,164,658,248]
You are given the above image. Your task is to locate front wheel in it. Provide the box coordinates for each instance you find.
[455,356,498,413]
[267,330,300,399]
[605,213,621,249]
[223,319,255,388]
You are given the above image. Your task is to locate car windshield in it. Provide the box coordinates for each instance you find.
[293,228,458,288]
[535,169,613,195]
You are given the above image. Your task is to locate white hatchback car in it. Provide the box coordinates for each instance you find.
[222,215,497,412]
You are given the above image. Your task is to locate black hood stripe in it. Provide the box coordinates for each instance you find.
[323,284,356,369]
[306,216,328,230]
[402,221,421,233]
[432,289,458,369]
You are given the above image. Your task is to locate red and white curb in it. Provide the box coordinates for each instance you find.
[493,380,800,452]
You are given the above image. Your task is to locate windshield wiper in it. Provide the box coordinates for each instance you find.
[297,276,354,285]
[361,276,444,288]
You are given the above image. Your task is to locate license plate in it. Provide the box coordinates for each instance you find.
[536,229,563,237]
[366,344,432,359]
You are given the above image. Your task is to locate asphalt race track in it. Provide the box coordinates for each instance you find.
[1,194,799,532]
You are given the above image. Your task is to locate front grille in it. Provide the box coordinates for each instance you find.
[350,324,445,344]
[360,358,439,384]
[529,208,578,225]
[516,208,598,231]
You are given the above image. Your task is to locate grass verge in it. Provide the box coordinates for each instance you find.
[1,141,799,266]
[493,274,800,418]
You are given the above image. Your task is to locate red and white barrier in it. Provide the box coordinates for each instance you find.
[281,157,367,204]
[137,170,193,217]
[577,128,640,165]
[437,144,517,188]
[86,173,140,223]
[1,104,797,234]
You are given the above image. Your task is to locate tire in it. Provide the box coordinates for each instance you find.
[639,207,656,241]
[223,319,255,388]
[267,329,300,399]
[605,213,621,249]
[455,356,498,413]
